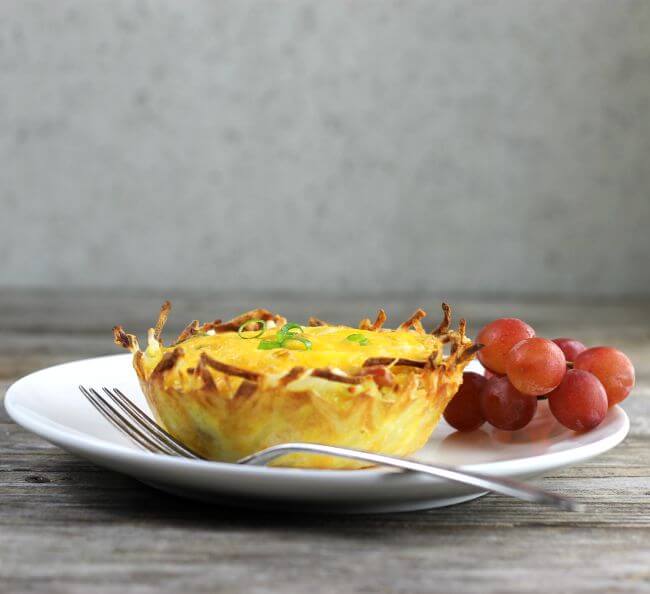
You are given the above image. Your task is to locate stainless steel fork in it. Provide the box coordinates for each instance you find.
[80,385,581,511]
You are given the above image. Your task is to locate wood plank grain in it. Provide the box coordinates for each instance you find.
[1,291,649,593]
[2,287,649,334]
[1,524,649,594]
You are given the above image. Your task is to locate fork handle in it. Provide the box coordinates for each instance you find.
[238,442,580,511]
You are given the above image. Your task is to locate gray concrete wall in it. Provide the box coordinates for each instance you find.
[2,0,649,297]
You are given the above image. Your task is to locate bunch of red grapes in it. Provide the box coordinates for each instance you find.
[444,318,635,433]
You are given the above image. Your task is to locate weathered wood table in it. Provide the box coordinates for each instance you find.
[1,290,649,593]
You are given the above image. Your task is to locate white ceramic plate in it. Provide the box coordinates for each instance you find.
[5,354,629,513]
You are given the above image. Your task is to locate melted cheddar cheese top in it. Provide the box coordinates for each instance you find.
[144,325,441,377]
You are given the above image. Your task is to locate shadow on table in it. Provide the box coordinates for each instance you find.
[17,455,570,538]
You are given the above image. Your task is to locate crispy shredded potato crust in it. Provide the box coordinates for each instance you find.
[114,303,481,469]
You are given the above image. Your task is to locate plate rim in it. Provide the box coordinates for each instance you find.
[4,353,631,485]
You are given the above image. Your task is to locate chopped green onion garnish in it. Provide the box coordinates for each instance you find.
[238,319,267,339]
[346,333,369,346]
[257,322,312,351]
[276,322,304,342]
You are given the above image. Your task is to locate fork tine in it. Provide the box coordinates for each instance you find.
[80,386,178,456]
[105,387,203,459]
[80,386,164,454]
[88,387,180,456]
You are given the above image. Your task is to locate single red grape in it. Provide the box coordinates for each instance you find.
[505,337,566,396]
[548,369,608,431]
[476,318,535,374]
[574,347,635,406]
[552,338,587,362]
[444,372,487,432]
[479,376,538,431]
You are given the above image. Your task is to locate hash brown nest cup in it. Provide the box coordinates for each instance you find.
[114,303,480,469]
